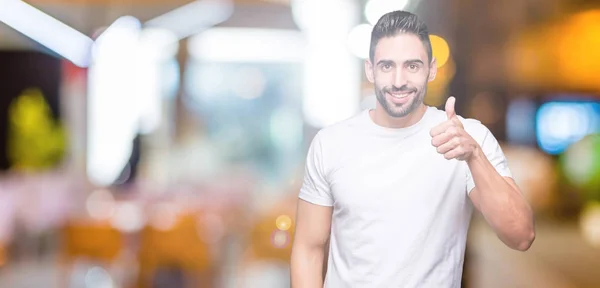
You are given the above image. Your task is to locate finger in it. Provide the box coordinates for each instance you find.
[443,146,464,160]
[436,137,461,154]
[450,116,464,128]
[429,120,455,137]
[431,131,454,147]
[445,96,456,119]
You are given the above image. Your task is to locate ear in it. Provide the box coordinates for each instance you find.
[365,59,375,83]
[428,57,438,82]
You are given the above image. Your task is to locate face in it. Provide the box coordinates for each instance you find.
[366,33,437,118]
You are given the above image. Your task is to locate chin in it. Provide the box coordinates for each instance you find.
[386,108,411,118]
[387,103,413,118]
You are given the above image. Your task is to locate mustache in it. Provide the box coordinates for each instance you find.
[382,85,416,94]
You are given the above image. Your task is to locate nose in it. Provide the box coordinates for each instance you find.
[393,69,408,87]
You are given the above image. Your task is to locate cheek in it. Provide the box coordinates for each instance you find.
[407,74,429,88]
[374,73,393,86]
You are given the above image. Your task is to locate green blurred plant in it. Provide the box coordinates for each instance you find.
[7,88,67,171]
[560,134,600,203]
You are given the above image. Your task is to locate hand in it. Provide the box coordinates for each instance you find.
[429,96,480,161]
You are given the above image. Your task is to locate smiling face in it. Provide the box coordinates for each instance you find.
[366,33,437,118]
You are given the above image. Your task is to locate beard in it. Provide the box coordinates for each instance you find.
[374,81,427,118]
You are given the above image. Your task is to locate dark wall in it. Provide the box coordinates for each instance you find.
[0,50,61,170]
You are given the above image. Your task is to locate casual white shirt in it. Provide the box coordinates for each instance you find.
[299,106,512,288]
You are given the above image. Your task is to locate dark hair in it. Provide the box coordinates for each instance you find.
[369,10,432,63]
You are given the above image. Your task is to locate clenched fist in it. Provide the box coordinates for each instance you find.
[429,97,480,161]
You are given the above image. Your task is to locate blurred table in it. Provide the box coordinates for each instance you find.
[467,217,600,288]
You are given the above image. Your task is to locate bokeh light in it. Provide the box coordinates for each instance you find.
[561,134,600,200]
[507,9,600,92]
[347,24,372,59]
[86,189,116,220]
[503,145,558,213]
[557,10,600,91]
[275,215,292,231]
[536,102,600,155]
[110,202,145,233]
[84,266,114,288]
[425,57,455,107]
[271,230,290,249]
[429,35,450,68]
[149,202,180,231]
[580,202,600,248]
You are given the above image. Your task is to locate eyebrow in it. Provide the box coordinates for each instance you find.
[376,59,394,66]
[376,59,425,66]
[404,59,424,65]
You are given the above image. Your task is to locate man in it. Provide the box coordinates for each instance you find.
[290,10,535,288]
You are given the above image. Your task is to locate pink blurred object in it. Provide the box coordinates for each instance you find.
[0,188,18,243]
[1,170,75,235]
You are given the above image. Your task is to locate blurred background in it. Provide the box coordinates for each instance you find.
[0,0,599,287]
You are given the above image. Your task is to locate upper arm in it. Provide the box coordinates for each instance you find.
[298,131,334,206]
[293,199,333,248]
[466,123,513,195]
[294,131,334,247]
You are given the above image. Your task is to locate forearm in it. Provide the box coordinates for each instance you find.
[467,148,535,251]
[291,244,327,288]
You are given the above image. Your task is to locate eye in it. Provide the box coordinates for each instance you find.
[381,63,392,72]
[407,63,420,72]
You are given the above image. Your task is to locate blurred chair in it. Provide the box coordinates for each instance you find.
[236,193,297,287]
[248,213,295,263]
[136,212,214,288]
[0,241,6,268]
[59,220,125,287]
[61,221,123,263]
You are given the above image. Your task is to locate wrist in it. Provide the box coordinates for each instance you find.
[467,145,484,166]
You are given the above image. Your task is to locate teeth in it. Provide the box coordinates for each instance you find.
[390,92,412,98]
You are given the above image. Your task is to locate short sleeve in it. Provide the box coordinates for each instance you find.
[466,125,513,194]
[298,132,334,206]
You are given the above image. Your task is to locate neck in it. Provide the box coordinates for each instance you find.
[370,103,428,128]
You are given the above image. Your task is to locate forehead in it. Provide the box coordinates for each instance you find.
[373,33,428,63]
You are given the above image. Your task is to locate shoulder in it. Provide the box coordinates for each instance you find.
[459,117,492,144]
[313,110,366,145]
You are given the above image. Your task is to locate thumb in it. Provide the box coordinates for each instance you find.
[445,96,456,119]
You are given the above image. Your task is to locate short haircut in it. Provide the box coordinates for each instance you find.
[369,10,432,63]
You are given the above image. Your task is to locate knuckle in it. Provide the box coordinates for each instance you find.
[453,137,461,146]
[448,127,457,136]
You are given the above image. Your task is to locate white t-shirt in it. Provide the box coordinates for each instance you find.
[299,106,512,288]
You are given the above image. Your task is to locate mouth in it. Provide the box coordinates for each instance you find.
[387,91,414,104]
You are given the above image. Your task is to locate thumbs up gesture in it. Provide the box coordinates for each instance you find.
[429,96,479,161]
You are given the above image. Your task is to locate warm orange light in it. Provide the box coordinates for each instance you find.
[0,244,5,267]
[557,10,600,90]
[430,35,450,68]
[276,215,292,231]
[426,56,456,107]
[507,9,600,92]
